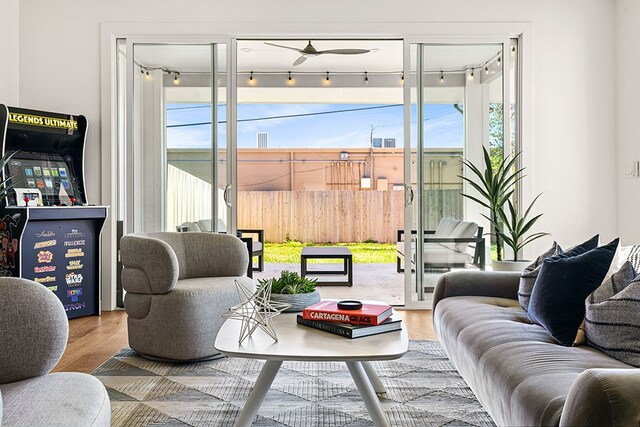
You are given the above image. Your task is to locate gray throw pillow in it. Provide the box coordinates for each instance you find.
[585,263,640,367]
[628,245,640,272]
[589,261,636,303]
[518,241,561,311]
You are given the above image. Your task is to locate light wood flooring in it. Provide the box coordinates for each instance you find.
[53,309,436,374]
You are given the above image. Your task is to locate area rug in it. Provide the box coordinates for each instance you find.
[93,340,495,427]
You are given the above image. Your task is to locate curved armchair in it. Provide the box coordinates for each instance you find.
[120,232,253,361]
[0,278,110,426]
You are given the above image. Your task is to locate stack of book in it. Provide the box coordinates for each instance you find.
[296,300,402,339]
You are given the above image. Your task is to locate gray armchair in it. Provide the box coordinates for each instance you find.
[0,278,110,427]
[120,232,253,361]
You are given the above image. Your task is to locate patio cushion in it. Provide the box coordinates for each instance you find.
[434,218,460,236]
[253,241,263,253]
[396,242,471,265]
[449,221,479,252]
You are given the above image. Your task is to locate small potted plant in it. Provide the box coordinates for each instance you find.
[460,146,548,271]
[259,270,321,313]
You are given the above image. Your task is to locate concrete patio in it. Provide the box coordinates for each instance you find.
[253,262,448,307]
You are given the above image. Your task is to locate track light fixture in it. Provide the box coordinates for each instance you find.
[497,55,501,66]
[287,71,294,86]
[440,71,444,83]
[364,71,369,84]
[485,66,489,75]
[248,71,256,86]
[468,68,475,81]
[172,72,180,85]
[401,71,404,84]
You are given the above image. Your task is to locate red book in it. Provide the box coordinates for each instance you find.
[302,301,393,326]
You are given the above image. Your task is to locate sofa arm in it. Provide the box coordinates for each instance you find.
[433,270,520,314]
[120,235,179,294]
[560,368,640,426]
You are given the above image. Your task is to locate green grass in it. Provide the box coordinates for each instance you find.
[264,241,396,264]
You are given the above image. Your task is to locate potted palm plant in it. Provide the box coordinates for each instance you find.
[258,270,320,312]
[460,146,548,271]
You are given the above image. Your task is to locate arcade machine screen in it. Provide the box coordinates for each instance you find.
[6,153,82,206]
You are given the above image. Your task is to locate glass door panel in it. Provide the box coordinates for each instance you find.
[404,41,508,307]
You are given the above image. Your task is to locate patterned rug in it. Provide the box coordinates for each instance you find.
[93,340,495,427]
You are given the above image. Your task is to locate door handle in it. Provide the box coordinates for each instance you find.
[223,185,232,207]
[405,185,414,206]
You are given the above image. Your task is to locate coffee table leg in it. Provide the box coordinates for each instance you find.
[362,361,386,393]
[346,361,390,427]
[234,360,282,427]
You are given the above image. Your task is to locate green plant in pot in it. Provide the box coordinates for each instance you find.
[460,147,548,271]
[258,270,320,313]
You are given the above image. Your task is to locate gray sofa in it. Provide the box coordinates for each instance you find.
[433,271,640,426]
[0,278,110,427]
[121,232,253,361]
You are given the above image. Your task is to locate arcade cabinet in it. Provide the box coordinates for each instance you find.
[0,104,108,319]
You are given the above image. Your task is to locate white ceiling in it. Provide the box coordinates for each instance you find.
[132,40,502,74]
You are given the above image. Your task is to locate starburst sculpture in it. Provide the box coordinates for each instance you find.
[222,279,291,344]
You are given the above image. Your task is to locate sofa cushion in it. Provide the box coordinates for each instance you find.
[528,238,618,346]
[0,373,110,427]
[586,267,640,367]
[434,296,633,427]
[518,241,562,312]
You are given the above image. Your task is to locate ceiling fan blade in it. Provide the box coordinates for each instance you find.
[317,49,371,55]
[264,42,303,53]
[292,56,308,66]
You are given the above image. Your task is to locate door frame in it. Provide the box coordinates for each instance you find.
[100,23,531,311]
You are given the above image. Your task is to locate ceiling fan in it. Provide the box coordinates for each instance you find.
[264,40,371,66]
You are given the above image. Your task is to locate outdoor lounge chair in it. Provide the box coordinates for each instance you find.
[396,218,486,273]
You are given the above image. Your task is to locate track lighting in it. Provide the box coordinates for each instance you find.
[172,72,180,85]
[468,68,474,81]
[287,71,294,86]
[485,66,489,75]
[440,71,444,83]
[364,71,369,84]
[323,71,331,86]
[248,71,256,86]
[511,46,516,53]
[497,55,501,66]
[401,72,404,85]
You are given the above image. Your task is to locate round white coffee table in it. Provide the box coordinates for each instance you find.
[214,308,408,427]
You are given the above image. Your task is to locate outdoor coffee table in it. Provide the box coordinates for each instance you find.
[214,306,408,427]
[301,246,353,286]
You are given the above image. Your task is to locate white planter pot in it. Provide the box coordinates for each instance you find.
[270,289,321,312]
[492,260,530,272]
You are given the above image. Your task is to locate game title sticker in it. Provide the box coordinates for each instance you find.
[64,302,86,311]
[65,272,83,286]
[46,286,58,292]
[64,240,85,247]
[34,276,56,283]
[66,260,83,270]
[67,288,83,302]
[65,229,86,239]
[36,230,55,238]
[37,251,53,263]
[34,265,56,273]
[34,239,57,249]
[65,248,85,258]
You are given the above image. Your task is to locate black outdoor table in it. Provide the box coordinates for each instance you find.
[300,246,353,287]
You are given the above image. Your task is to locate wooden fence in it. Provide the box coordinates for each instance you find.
[237,190,462,243]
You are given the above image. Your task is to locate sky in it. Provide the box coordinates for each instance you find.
[166,103,463,149]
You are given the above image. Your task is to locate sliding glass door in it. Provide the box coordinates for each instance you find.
[123,40,235,235]
[403,39,516,308]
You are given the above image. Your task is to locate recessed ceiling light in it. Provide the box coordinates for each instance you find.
[240,47,253,53]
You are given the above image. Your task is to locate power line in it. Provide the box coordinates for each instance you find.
[167,104,402,128]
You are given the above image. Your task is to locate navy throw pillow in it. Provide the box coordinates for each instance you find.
[527,238,618,346]
[555,234,599,259]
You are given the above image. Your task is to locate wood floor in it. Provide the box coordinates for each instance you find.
[53,309,436,374]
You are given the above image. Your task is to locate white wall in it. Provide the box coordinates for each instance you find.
[616,0,640,245]
[16,0,618,261]
[0,0,19,105]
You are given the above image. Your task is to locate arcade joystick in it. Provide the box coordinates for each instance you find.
[70,197,77,205]
[23,196,30,205]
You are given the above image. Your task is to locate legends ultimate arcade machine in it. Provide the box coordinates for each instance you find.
[0,104,108,319]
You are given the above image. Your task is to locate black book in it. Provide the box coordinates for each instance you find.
[296,314,402,339]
